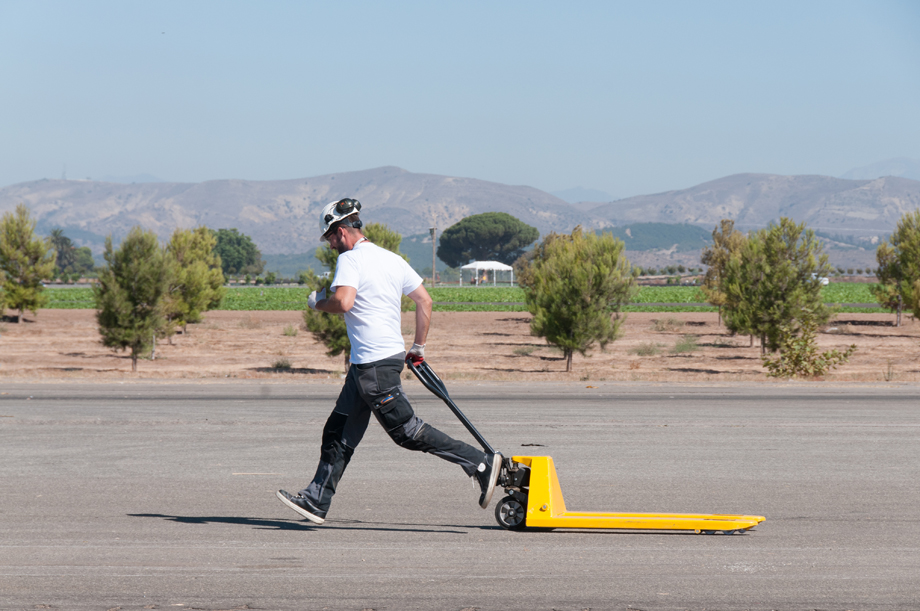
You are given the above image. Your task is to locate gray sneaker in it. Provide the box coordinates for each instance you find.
[474,453,502,509]
[276,490,326,524]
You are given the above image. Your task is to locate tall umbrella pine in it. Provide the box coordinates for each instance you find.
[437,212,539,267]
[519,228,636,372]
[95,228,172,372]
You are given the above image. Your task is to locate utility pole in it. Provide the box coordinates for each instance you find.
[429,224,437,287]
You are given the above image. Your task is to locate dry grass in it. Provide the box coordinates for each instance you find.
[629,342,663,356]
[670,334,698,354]
[653,317,686,332]
[238,315,262,330]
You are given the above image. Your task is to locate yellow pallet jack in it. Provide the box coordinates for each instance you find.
[407,358,765,534]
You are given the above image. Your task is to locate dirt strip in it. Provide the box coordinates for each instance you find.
[0,309,917,383]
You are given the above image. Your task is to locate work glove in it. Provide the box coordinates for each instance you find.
[407,342,425,364]
[307,287,326,310]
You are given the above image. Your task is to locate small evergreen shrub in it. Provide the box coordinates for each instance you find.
[762,318,856,378]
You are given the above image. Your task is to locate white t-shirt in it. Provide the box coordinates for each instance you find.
[331,240,423,364]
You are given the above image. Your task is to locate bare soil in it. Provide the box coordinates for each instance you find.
[2,309,918,384]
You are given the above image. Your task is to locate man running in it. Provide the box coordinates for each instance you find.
[276,198,502,524]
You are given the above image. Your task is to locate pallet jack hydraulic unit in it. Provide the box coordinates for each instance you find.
[407,357,765,534]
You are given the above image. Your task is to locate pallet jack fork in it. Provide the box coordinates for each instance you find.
[407,357,766,534]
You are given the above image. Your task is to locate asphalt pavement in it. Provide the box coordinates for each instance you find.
[2,380,919,610]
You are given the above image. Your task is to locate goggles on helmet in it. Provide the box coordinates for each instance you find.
[324,198,360,225]
[320,198,363,241]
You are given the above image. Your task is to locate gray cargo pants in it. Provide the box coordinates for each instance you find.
[299,353,487,514]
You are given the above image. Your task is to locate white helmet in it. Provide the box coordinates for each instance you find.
[319,198,362,239]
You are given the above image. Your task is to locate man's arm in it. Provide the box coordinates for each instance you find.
[316,285,356,313]
[407,284,432,347]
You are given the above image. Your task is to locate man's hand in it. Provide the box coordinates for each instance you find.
[407,342,425,364]
[307,287,327,310]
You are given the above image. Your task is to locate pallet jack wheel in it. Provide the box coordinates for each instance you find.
[495,495,527,530]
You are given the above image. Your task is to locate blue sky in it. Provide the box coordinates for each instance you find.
[1,1,918,198]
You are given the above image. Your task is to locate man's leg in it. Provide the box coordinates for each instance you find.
[357,355,502,507]
[277,366,370,523]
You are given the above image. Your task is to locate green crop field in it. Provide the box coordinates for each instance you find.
[822,283,875,303]
[632,286,706,303]
[40,282,891,313]
[218,287,311,310]
[428,287,524,303]
[45,287,95,308]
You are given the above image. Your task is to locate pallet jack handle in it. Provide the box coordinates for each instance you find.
[405,357,497,455]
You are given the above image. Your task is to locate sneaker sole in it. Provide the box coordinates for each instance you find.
[480,453,502,509]
[275,490,325,524]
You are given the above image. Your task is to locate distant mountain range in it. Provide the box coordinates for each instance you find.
[551,186,615,204]
[2,168,918,263]
[584,173,920,239]
[0,167,589,254]
[840,157,920,182]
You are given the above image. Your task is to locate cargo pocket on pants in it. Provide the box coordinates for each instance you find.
[372,390,414,429]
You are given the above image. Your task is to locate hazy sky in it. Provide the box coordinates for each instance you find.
[2,1,918,197]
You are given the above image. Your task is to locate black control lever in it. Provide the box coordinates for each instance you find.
[405,357,497,455]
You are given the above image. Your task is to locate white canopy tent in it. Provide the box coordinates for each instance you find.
[460,261,514,286]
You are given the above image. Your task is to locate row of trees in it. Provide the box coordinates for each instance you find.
[499,215,874,379]
[6,198,916,379]
[510,216,868,377]
[0,202,265,328]
[635,265,703,276]
[697,210,920,337]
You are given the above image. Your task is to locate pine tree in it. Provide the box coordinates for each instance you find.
[871,210,920,326]
[212,228,264,275]
[700,219,746,325]
[761,312,856,378]
[518,227,636,372]
[437,212,539,267]
[0,204,56,323]
[49,228,76,274]
[722,218,833,355]
[163,226,226,338]
[302,222,410,370]
[95,227,172,372]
